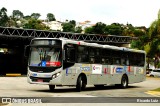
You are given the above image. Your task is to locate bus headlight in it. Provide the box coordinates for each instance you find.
[56,72,60,77]
[27,71,31,76]
[52,72,61,79]
[52,75,56,79]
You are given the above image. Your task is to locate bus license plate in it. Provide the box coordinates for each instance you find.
[37,79,43,82]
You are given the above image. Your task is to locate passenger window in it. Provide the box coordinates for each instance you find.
[64,44,76,62]
[77,46,89,63]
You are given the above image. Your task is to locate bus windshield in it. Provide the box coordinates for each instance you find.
[29,47,62,67]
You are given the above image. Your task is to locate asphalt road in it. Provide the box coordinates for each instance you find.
[0,77,160,106]
[0,77,159,97]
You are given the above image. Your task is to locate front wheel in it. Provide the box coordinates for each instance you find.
[49,85,55,91]
[121,75,128,88]
[76,76,86,92]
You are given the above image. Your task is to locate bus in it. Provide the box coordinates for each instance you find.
[26,38,146,92]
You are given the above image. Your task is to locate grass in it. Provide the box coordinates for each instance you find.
[151,88,160,92]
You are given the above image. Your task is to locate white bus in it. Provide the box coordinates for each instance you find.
[27,38,146,92]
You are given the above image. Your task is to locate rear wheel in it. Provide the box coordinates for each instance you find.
[150,75,154,77]
[49,85,55,91]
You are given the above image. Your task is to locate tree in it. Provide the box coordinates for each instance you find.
[131,10,160,68]
[69,20,76,26]
[0,7,9,26]
[23,15,31,20]
[62,22,75,32]
[93,22,106,34]
[144,10,160,67]
[12,10,23,19]
[62,20,76,32]
[47,13,56,21]
[84,22,106,34]
[31,13,41,19]
[84,27,94,34]
[11,10,24,27]
[133,29,146,37]
[105,23,123,35]
[75,26,82,33]
[23,18,49,30]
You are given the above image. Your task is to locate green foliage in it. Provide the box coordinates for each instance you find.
[84,27,94,34]
[0,7,9,26]
[84,22,106,34]
[23,15,31,20]
[69,20,76,26]
[75,26,82,33]
[31,13,41,19]
[62,22,75,32]
[92,22,106,34]
[23,18,49,30]
[105,23,123,35]
[47,13,56,21]
[133,29,145,37]
[145,10,160,58]
[84,22,136,36]
[144,43,151,55]
[151,88,160,92]
[62,20,76,32]
[12,10,24,19]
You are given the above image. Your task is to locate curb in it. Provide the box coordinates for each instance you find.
[0,103,12,106]
[145,91,160,97]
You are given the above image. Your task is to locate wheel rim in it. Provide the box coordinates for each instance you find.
[122,78,127,87]
[80,80,83,88]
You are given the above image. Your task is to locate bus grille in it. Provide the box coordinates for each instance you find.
[30,76,52,82]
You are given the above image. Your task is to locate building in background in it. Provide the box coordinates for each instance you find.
[76,20,95,33]
[43,21,63,31]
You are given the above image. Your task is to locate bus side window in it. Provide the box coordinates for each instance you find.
[64,44,76,62]
[102,58,105,64]
[90,57,95,63]
[77,46,89,63]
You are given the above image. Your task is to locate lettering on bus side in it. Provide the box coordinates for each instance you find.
[112,66,123,74]
[80,64,91,74]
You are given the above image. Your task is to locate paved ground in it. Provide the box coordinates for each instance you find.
[0,76,160,97]
[0,76,160,106]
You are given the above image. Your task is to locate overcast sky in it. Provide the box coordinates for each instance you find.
[0,0,160,27]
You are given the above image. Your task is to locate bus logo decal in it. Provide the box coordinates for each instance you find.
[41,61,46,67]
[80,64,90,71]
[33,73,37,77]
[80,67,90,71]
[92,65,102,74]
[116,67,123,73]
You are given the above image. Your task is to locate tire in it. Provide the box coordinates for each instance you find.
[49,85,55,91]
[150,75,154,77]
[121,75,128,88]
[76,76,86,92]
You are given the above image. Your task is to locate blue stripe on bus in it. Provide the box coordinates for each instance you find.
[66,68,68,76]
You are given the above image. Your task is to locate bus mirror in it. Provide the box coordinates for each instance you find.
[24,45,30,57]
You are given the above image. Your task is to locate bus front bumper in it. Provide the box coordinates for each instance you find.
[27,72,62,85]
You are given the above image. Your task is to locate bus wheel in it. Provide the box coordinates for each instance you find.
[76,76,86,92]
[150,75,154,77]
[49,85,55,91]
[121,75,128,88]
